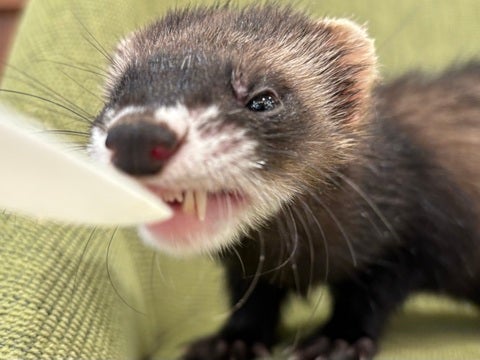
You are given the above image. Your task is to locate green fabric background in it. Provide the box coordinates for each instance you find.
[0,0,479,359]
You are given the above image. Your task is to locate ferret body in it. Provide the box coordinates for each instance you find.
[89,5,480,360]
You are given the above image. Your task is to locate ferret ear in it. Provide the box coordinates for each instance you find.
[315,18,378,124]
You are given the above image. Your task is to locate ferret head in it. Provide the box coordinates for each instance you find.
[89,5,377,255]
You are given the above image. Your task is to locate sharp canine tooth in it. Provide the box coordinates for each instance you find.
[183,190,195,214]
[195,190,208,221]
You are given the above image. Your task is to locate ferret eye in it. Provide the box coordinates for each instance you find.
[246,92,278,112]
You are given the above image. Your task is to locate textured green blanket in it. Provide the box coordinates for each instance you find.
[1,0,479,359]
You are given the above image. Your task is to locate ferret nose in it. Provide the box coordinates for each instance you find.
[105,121,180,175]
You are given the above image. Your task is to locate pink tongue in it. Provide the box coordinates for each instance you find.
[143,188,248,248]
[146,204,217,245]
[145,194,237,246]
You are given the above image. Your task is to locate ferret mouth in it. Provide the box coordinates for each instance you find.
[148,187,212,221]
[139,184,249,253]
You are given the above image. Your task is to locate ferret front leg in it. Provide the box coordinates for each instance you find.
[183,266,287,360]
[294,252,417,360]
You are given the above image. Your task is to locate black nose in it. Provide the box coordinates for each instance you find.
[105,121,180,175]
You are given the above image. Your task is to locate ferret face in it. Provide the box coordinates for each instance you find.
[89,5,377,255]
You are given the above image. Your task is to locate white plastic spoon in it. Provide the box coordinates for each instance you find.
[0,105,171,226]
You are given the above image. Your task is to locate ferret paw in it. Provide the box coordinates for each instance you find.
[183,335,271,360]
[291,336,376,360]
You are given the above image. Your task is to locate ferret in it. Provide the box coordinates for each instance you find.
[88,4,480,360]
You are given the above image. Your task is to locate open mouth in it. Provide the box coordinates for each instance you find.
[149,188,212,221]
[141,184,248,251]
